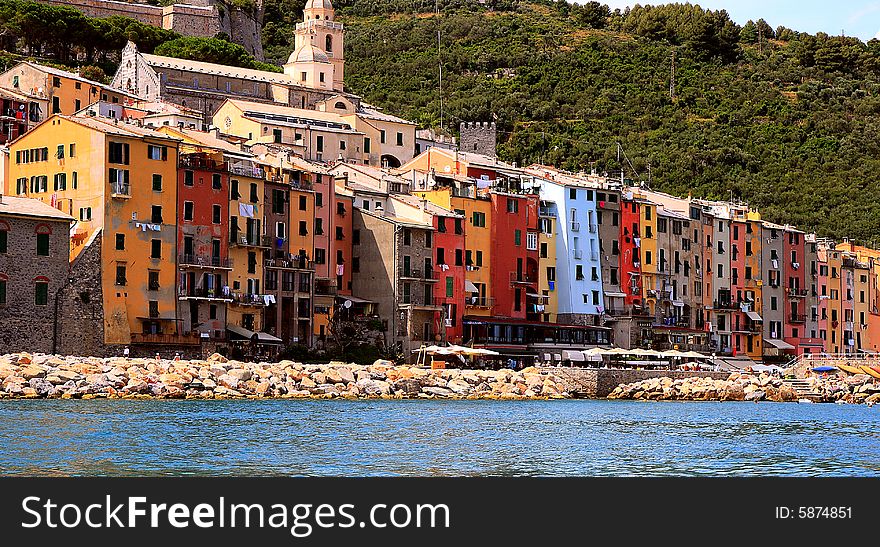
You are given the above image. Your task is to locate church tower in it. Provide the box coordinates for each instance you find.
[285,0,345,92]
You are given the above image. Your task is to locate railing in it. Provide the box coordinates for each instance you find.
[573,249,583,260]
[131,333,202,346]
[786,287,808,297]
[179,254,233,269]
[603,307,629,317]
[467,296,495,308]
[539,207,557,217]
[179,157,226,172]
[588,224,597,233]
[713,300,737,310]
[178,287,231,300]
[230,293,268,306]
[510,272,537,284]
[230,234,274,248]
[788,314,807,324]
[400,268,438,281]
[570,221,580,232]
[229,164,265,179]
[110,182,130,197]
[265,257,313,270]
[314,283,338,296]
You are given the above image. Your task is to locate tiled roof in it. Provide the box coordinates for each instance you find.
[0,195,74,222]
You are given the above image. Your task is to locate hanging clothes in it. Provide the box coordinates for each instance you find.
[336,264,344,276]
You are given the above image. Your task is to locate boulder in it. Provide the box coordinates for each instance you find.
[217,374,240,390]
[29,377,56,397]
[159,373,188,389]
[312,372,327,385]
[299,377,317,389]
[356,379,391,396]
[446,379,472,395]
[255,381,271,395]
[45,369,82,384]
[421,386,454,398]
[335,367,356,384]
[17,352,33,365]
[744,390,765,402]
[19,366,46,380]
[227,368,252,382]
[372,359,395,368]
[206,353,228,364]
[392,378,422,396]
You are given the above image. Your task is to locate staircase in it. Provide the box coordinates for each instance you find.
[783,379,822,401]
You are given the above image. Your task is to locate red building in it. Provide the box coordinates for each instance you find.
[783,227,808,350]
[490,192,539,319]
[0,88,37,145]
[176,152,231,341]
[619,197,643,309]
[433,210,466,343]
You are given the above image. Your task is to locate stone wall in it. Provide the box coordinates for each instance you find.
[59,230,107,356]
[542,367,730,398]
[0,214,72,354]
[459,122,497,158]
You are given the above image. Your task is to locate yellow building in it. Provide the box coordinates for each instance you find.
[538,200,558,322]
[824,247,843,353]
[7,114,181,346]
[638,200,659,318]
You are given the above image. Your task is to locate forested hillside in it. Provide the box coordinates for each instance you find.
[264,0,880,242]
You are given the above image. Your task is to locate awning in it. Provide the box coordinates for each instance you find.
[339,295,374,304]
[254,331,284,345]
[543,353,552,361]
[527,292,549,300]
[746,311,763,321]
[227,325,256,340]
[465,280,479,293]
[672,300,685,307]
[764,338,795,350]
[604,292,627,298]
[553,353,562,361]
[563,350,585,361]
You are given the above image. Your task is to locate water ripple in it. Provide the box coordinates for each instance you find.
[0,399,877,476]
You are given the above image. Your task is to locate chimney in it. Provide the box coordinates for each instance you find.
[421,198,428,212]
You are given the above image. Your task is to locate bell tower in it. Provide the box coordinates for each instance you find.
[294,0,345,92]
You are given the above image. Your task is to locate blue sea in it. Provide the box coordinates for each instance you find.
[0,399,877,476]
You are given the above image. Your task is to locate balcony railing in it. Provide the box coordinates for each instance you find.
[178,287,232,301]
[510,272,537,285]
[230,293,268,306]
[789,314,807,324]
[786,287,808,297]
[110,182,130,197]
[713,300,737,310]
[130,333,202,346]
[539,207,557,217]
[314,283,338,297]
[179,157,226,172]
[588,224,597,233]
[230,234,274,248]
[570,221,580,232]
[179,254,233,269]
[229,164,265,179]
[467,296,495,308]
[265,257,313,270]
[400,268,439,281]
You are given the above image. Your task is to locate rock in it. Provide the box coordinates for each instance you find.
[19,366,46,380]
[227,368,252,382]
[299,377,317,389]
[335,367,355,384]
[372,359,394,368]
[28,377,55,397]
[865,393,880,405]
[217,374,240,389]
[45,369,82,384]
[392,378,422,396]
[721,384,745,401]
[17,352,33,365]
[206,353,228,364]
[446,379,472,395]
[356,379,391,396]
[201,378,217,389]
[159,373,188,389]
[422,386,454,397]
[255,381,271,395]
[744,390,765,402]
[313,372,327,385]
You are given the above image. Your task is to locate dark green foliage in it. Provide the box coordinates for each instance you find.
[335,2,880,242]
[155,36,282,72]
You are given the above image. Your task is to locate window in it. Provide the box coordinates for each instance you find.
[300,71,307,82]
[298,195,307,211]
[52,96,60,114]
[184,170,194,186]
[547,267,556,282]
[276,222,286,239]
[472,211,486,227]
[446,277,454,298]
[36,233,49,256]
[184,201,194,221]
[610,268,619,284]
[108,142,130,165]
[339,140,345,150]
[645,250,652,265]
[645,225,653,238]
[514,230,521,246]
[213,205,221,224]
[316,136,324,152]
[425,231,432,248]
[337,202,346,215]
[506,198,519,213]
[72,172,78,189]
[248,252,257,274]
[526,232,538,250]
[336,227,344,240]
[152,174,162,191]
[79,207,92,221]
[148,270,160,291]
[272,189,285,214]
[612,240,619,255]
[147,145,167,161]
[56,144,64,159]
[315,248,326,264]
[569,188,577,200]
[115,233,125,250]
[645,207,652,221]
[53,173,66,191]
[273,129,282,143]
[476,250,483,267]
[231,179,240,200]
[364,137,371,154]
[592,290,600,306]
[0,279,5,305]
[250,183,258,203]
[151,239,161,259]
[35,281,48,305]
[380,130,386,144]
[576,265,584,280]
[151,206,163,224]
[717,264,724,278]
[657,218,667,233]
[396,132,404,146]
[319,72,325,83]
[455,249,463,266]
[403,229,411,246]
[299,221,308,236]
[540,242,548,258]
[210,173,222,190]
[116,264,127,286]
[315,218,324,235]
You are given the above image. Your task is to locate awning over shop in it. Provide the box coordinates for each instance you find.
[227,325,284,345]
[340,295,375,304]
[764,338,795,350]
[604,292,627,298]
[746,311,763,322]
[563,350,585,361]
[227,325,256,340]
[254,331,284,345]
[465,280,479,293]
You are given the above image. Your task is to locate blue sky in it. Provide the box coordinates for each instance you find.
[587,1,880,41]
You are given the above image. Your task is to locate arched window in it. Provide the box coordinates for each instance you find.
[35,223,52,235]
[325,35,333,53]
[334,101,347,111]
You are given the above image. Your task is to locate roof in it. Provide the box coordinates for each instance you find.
[142,54,297,87]
[223,98,361,134]
[305,0,334,8]
[0,86,35,102]
[21,62,139,99]
[65,115,181,142]
[288,44,331,64]
[0,195,74,222]
[163,127,251,157]
[356,206,433,229]
[358,104,416,126]
[391,193,461,217]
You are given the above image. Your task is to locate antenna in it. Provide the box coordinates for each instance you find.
[670,49,676,100]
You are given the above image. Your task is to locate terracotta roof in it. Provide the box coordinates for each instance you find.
[22,62,140,99]
[141,54,296,86]
[0,195,74,222]
[65,115,181,141]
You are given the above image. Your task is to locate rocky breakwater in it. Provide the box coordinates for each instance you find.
[0,353,569,400]
[607,372,880,405]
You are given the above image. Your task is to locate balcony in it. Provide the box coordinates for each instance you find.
[179,157,226,172]
[110,182,130,198]
[229,164,265,179]
[314,282,338,297]
[539,207,557,217]
[179,254,233,270]
[130,333,202,346]
[400,268,439,282]
[713,300,737,310]
[230,292,268,306]
[265,257,313,270]
[510,272,538,285]
[178,287,233,301]
[789,314,807,324]
[467,296,495,309]
[573,249,583,260]
[786,287,808,298]
[588,224,597,233]
[603,307,629,317]
[570,221,580,232]
[230,233,273,249]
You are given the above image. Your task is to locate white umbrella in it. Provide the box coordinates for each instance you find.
[682,351,707,359]
[584,347,608,356]
[629,348,661,357]
[661,350,688,358]
[604,347,630,355]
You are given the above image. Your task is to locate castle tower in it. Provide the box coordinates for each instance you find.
[287,0,345,92]
[459,122,497,158]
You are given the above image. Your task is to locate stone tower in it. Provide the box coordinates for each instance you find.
[285,0,345,92]
[459,122,497,158]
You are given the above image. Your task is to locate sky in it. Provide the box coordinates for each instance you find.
[585,1,880,41]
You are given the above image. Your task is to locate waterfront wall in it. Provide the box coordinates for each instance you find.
[542,367,730,398]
